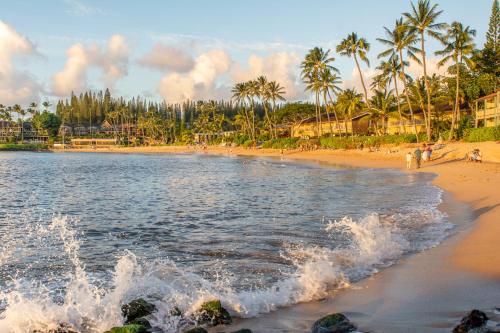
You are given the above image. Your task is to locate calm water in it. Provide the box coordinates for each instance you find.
[0,152,452,332]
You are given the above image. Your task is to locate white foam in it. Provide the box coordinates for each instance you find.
[0,208,451,332]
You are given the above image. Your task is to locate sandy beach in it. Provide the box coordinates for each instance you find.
[53,141,500,332]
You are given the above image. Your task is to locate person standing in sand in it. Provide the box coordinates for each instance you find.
[406,151,412,169]
[414,147,422,169]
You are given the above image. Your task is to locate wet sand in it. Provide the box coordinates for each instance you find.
[53,141,500,332]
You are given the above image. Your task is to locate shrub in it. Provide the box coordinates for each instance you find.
[463,126,500,142]
[0,143,49,151]
[262,137,300,149]
[242,139,255,148]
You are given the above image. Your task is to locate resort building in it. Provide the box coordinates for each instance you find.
[473,89,500,128]
[290,113,371,138]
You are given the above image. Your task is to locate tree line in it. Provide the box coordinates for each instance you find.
[0,0,498,144]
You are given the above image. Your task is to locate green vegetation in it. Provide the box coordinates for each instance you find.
[0,143,48,151]
[463,126,500,142]
[320,134,423,150]
[1,0,498,148]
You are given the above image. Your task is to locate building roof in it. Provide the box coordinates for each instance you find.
[473,89,500,102]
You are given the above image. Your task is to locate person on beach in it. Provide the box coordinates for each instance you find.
[414,147,422,169]
[406,151,412,169]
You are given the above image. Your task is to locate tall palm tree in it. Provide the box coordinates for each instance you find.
[436,22,476,140]
[376,56,407,134]
[404,0,445,139]
[231,82,252,138]
[319,69,343,136]
[245,80,259,140]
[301,47,338,137]
[42,101,51,113]
[336,33,372,109]
[12,104,25,142]
[370,88,396,135]
[337,88,364,137]
[377,18,421,138]
[267,80,286,138]
[256,76,275,138]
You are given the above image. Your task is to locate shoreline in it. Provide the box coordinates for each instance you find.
[48,142,500,331]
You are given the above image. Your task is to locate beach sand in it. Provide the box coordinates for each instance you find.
[53,141,500,332]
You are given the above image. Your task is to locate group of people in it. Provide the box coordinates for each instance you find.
[406,144,433,169]
[467,149,483,163]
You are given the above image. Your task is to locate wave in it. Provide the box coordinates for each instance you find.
[0,209,452,333]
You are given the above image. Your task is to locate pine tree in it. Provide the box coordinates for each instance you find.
[480,0,500,85]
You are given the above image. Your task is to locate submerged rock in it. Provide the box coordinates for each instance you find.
[453,309,494,333]
[311,313,357,333]
[121,298,156,323]
[197,299,232,326]
[103,324,149,333]
[182,328,208,333]
[231,330,253,333]
[32,323,78,333]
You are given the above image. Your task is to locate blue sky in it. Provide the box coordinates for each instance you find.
[0,0,494,107]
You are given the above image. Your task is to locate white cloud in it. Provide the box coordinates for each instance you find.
[231,52,306,100]
[0,20,41,106]
[63,0,105,16]
[51,34,130,96]
[159,50,231,103]
[342,66,377,98]
[406,57,448,79]
[137,44,194,72]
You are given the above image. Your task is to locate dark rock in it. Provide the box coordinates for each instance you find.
[183,328,208,333]
[32,323,78,333]
[103,324,149,333]
[121,298,156,323]
[231,330,253,333]
[453,310,489,333]
[170,306,182,317]
[197,299,232,326]
[311,313,357,333]
[127,317,151,328]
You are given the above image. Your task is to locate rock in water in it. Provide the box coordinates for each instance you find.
[231,330,253,333]
[197,299,232,326]
[121,298,156,323]
[453,310,489,333]
[311,313,357,333]
[183,328,208,333]
[103,324,149,333]
[32,323,78,333]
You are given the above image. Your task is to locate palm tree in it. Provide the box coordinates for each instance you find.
[303,72,323,137]
[267,80,286,138]
[12,104,25,142]
[404,0,445,139]
[377,18,421,138]
[319,69,343,136]
[42,101,51,113]
[336,33,372,109]
[256,76,275,138]
[436,21,476,140]
[231,82,252,139]
[245,80,259,141]
[370,88,396,135]
[301,47,339,137]
[337,89,364,137]
[376,56,407,134]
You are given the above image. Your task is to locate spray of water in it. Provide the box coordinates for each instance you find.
[0,212,449,333]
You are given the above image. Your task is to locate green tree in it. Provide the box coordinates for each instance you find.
[267,80,286,138]
[336,33,372,109]
[32,112,62,137]
[480,0,500,86]
[337,89,364,137]
[436,22,476,140]
[404,0,445,139]
[377,18,421,138]
[301,47,338,137]
[370,88,396,135]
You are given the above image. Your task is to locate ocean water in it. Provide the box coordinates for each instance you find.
[0,152,453,332]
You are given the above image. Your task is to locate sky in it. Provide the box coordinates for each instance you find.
[0,0,494,108]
